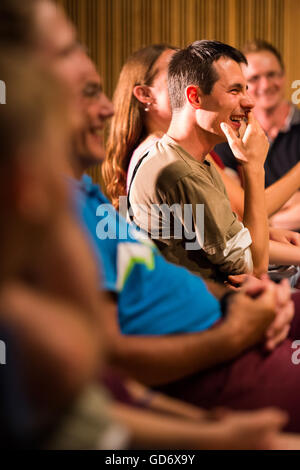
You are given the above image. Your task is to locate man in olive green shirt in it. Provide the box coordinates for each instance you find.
[128,40,269,282]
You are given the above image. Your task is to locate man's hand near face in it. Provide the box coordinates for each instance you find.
[220,112,270,277]
[221,112,269,167]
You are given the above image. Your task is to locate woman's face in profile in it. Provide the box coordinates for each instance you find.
[148,49,176,130]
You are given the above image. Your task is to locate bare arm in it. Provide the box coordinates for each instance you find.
[266,166,300,216]
[242,165,269,275]
[205,279,228,299]
[212,159,300,220]
[210,165,300,266]
[102,290,275,386]
[124,379,207,419]
[270,201,300,231]
[0,283,99,413]
[269,240,300,265]
[111,403,287,450]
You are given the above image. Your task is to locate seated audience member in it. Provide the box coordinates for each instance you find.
[14,0,298,434]
[0,51,114,448]
[103,44,300,271]
[11,0,300,437]
[124,40,293,283]
[215,39,300,231]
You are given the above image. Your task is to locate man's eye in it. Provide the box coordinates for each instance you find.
[230,89,239,94]
[267,72,277,79]
[83,90,94,97]
[83,88,101,98]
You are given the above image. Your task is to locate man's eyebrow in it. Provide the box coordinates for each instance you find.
[228,82,244,90]
[82,81,103,94]
[248,74,259,80]
[59,40,83,57]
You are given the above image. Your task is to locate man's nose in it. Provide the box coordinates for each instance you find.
[241,91,254,110]
[100,94,114,117]
[259,75,271,90]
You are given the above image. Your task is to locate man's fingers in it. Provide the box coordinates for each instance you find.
[258,281,277,309]
[267,300,294,336]
[265,324,290,351]
[220,122,237,144]
[290,233,300,247]
[242,275,268,297]
[220,123,241,147]
[221,122,249,163]
[238,407,288,434]
[277,279,292,305]
[245,110,255,126]
[227,274,248,286]
[253,408,288,431]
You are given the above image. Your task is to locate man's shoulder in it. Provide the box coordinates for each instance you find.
[156,158,218,195]
[142,136,213,187]
[144,135,195,171]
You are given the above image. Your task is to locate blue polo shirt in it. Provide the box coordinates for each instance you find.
[71,175,221,335]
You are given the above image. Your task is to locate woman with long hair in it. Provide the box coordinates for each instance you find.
[103,44,176,209]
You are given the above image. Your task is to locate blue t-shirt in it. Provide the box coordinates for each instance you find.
[71,175,221,335]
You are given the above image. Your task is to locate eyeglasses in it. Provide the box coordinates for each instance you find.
[247,71,284,85]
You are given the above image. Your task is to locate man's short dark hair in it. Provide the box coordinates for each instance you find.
[0,0,38,49]
[242,39,284,71]
[168,40,247,110]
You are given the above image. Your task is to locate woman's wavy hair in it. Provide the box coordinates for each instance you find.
[103,44,176,209]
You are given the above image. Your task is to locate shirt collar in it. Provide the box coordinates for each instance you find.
[280,103,300,133]
[67,174,99,195]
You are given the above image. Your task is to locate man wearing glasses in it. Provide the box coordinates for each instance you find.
[215,40,300,230]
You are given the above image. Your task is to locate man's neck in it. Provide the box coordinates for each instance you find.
[145,114,169,137]
[254,100,290,138]
[65,156,86,181]
[167,111,218,162]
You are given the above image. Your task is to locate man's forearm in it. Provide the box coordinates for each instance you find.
[107,321,243,387]
[266,164,300,216]
[103,292,274,387]
[205,280,228,299]
[270,202,300,231]
[243,166,269,275]
[269,240,300,265]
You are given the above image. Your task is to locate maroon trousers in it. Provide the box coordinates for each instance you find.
[159,292,300,432]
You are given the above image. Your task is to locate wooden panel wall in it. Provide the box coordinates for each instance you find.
[56,0,299,184]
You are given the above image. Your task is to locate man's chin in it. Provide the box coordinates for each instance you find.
[87,148,105,165]
[216,132,228,144]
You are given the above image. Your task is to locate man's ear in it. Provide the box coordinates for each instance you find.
[133,85,152,105]
[185,85,202,109]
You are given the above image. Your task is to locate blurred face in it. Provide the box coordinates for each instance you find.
[76,59,114,165]
[147,49,175,130]
[19,111,73,228]
[242,51,285,112]
[196,57,254,143]
[34,0,85,95]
